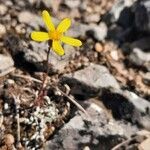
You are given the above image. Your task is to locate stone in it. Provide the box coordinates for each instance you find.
[110,50,119,61]
[61,64,120,99]
[95,42,103,53]
[63,0,80,9]
[18,11,43,29]
[27,41,76,73]
[100,89,150,130]
[129,48,150,71]
[84,13,100,23]
[44,99,138,150]
[4,34,76,73]
[25,41,47,63]
[86,22,108,41]
[67,22,107,41]
[62,63,120,89]
[0,24,6,37]
[0,54,14,77]
[0,4,8,15]
[18,11,36,24]
[67,23,89,38]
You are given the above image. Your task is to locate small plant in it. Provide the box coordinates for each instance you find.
[31,10,82,106]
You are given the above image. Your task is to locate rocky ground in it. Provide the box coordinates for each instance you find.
[0,0,150,149]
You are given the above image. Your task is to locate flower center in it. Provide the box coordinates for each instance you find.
[49,30,62,40]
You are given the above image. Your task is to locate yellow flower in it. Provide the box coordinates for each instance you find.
[31,10,82,56]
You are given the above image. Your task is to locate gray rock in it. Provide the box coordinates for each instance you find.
[26,41,47,63]
[87,22,108,41]
[123,90,150,130]
[129,48,150,71]
[62,63,119,88]
[101,88,150,130]
[45,99,138,150]
[67,22,107,41]
[5,34,76,73]
[26,41,76,73]
[61,64,120,98]
[123,90,150,112]
[0,54,14,77]
[67,23,89,38]
[18,11,44,29]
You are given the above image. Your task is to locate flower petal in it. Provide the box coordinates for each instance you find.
[31,31,50,41]
[42,10,55,31]
[57,18,71,33]
[61,36,82,46]
[52,40,65,56]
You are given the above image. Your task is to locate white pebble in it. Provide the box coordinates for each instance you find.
[4,103,9,110]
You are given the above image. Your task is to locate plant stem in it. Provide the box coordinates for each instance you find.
[34,43,51,106]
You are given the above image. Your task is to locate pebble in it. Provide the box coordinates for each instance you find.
[4,134,15,145]
[110,50,119,61]
[18,11,37,24]
[64,0,80,8]
[0,24,6,37]
[15,24,26,34]
[83,146,90,150]
[4,103,9,110]
[0,4,8,15]
[95,42,103,53]
[84,13,100,23]
[88,22,108,41]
